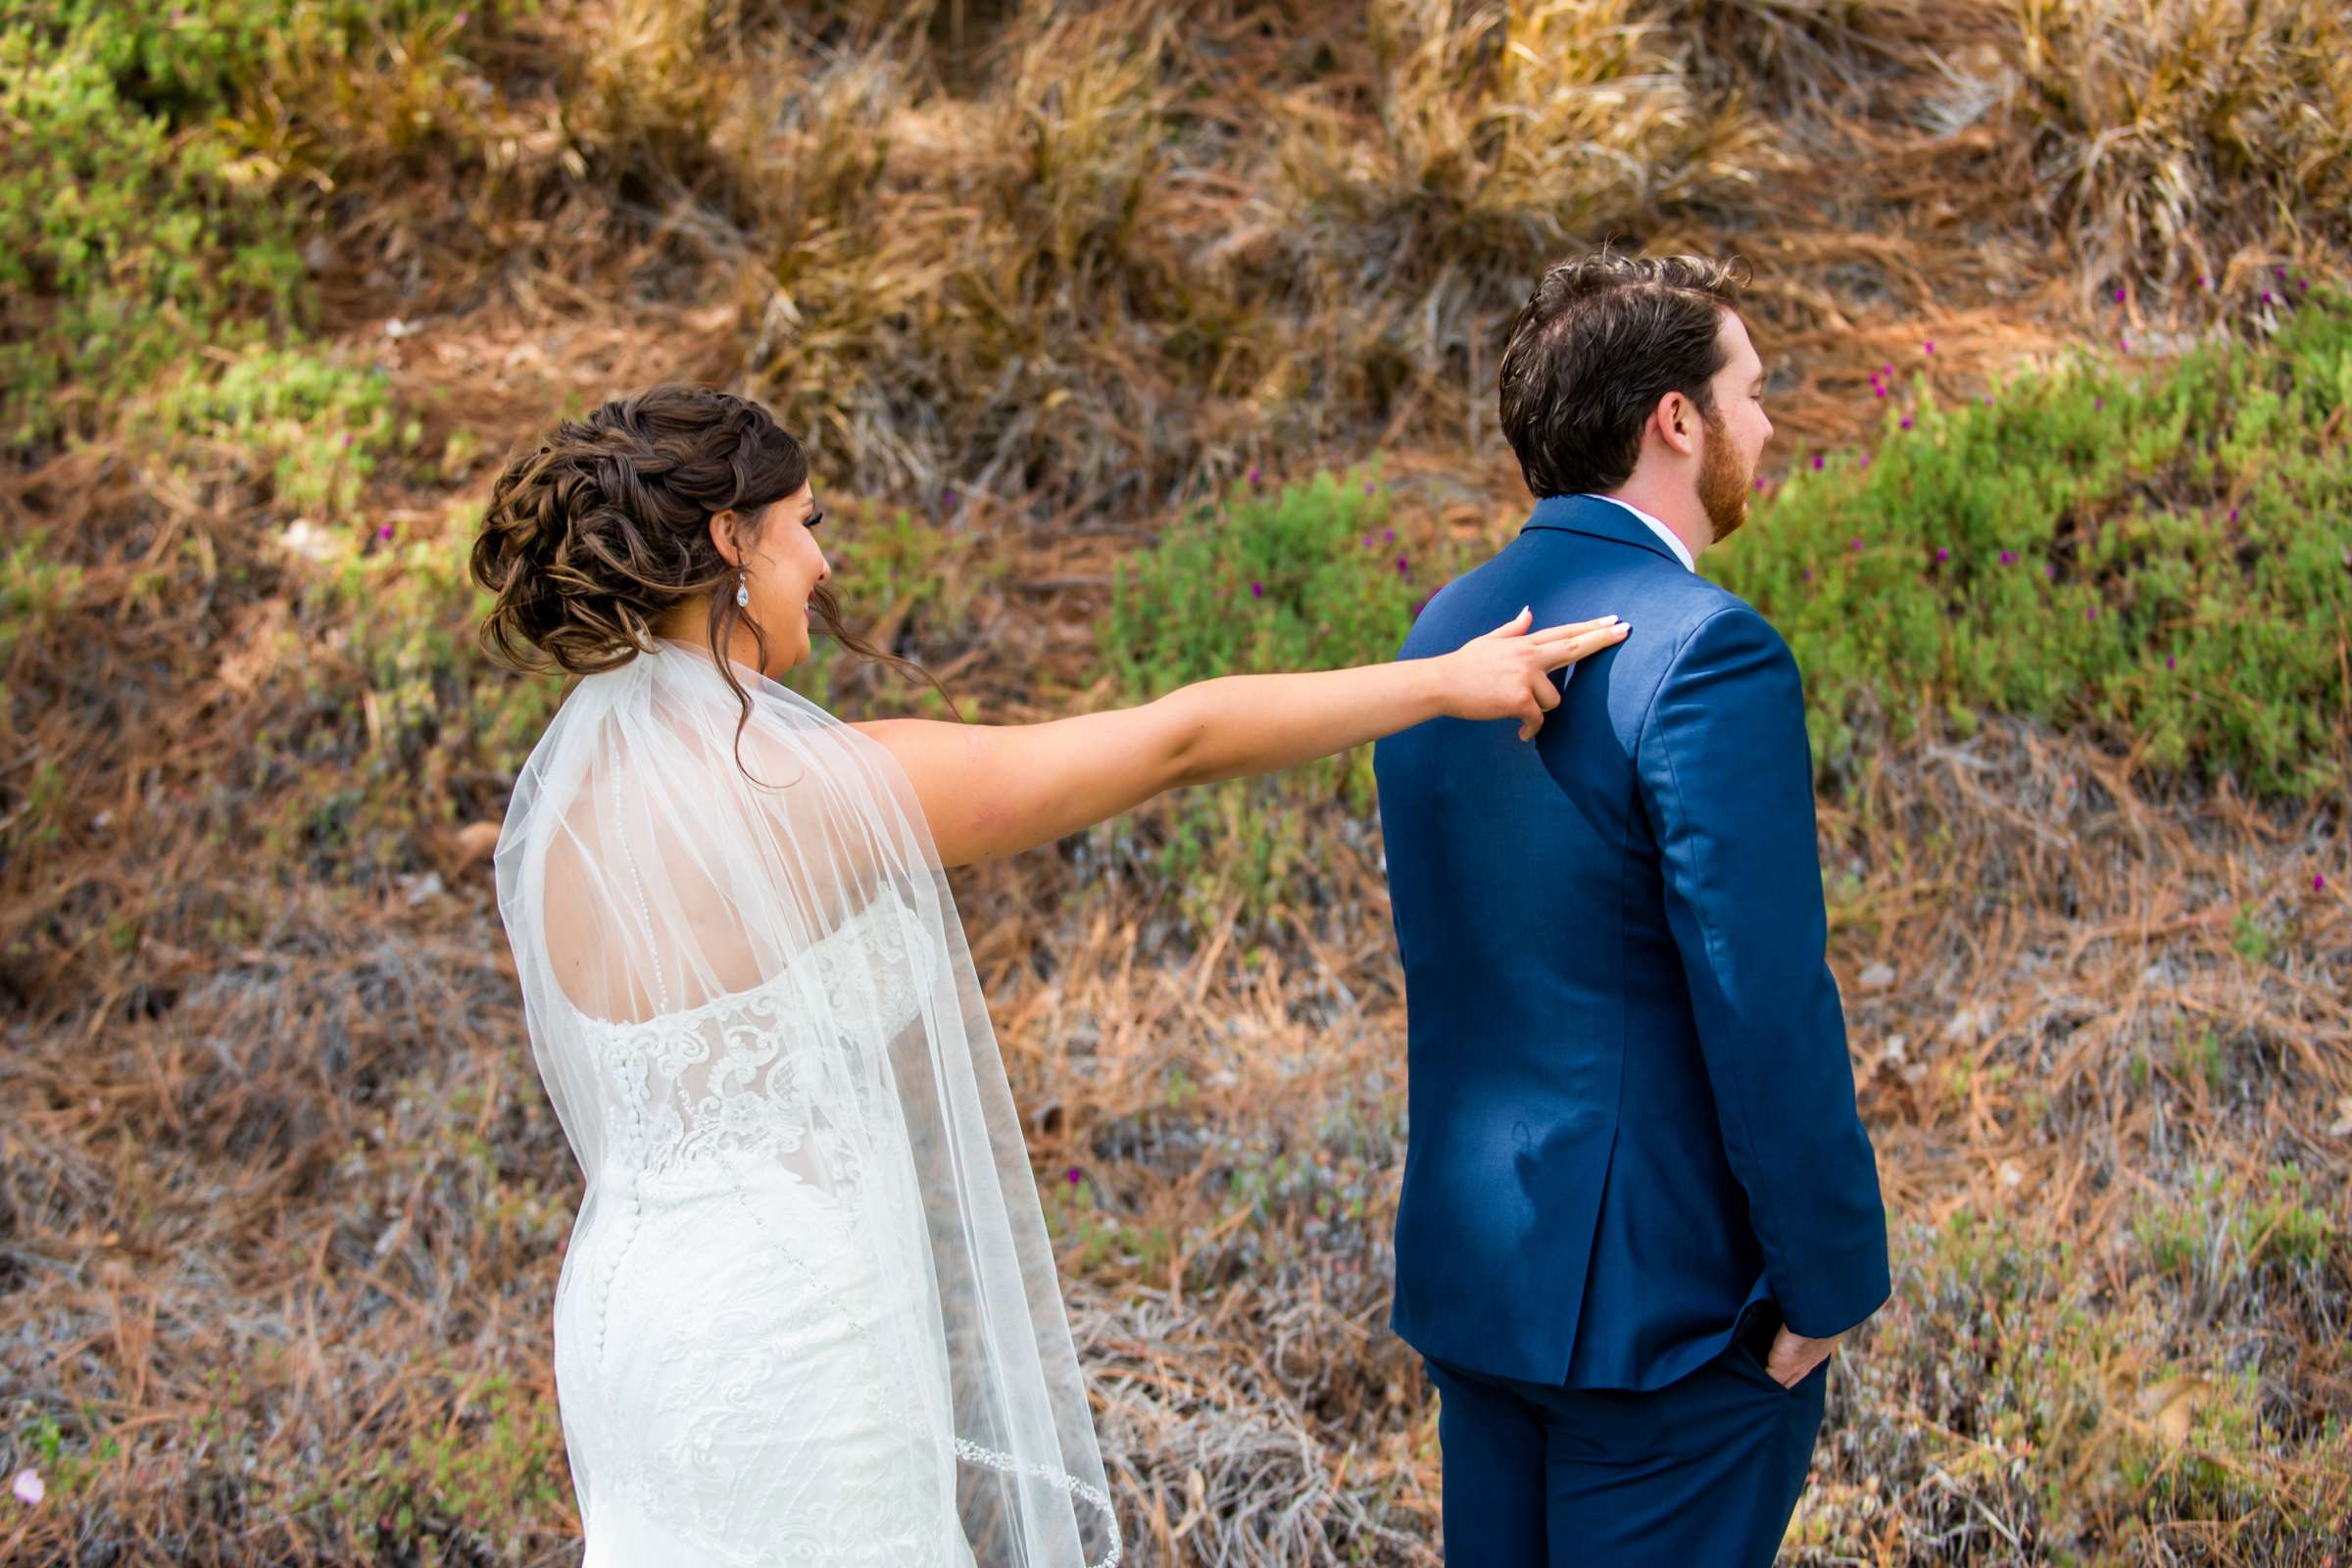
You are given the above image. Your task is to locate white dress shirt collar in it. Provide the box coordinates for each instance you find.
[1583,492,1695,572]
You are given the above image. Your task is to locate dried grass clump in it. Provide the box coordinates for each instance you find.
[2013,0,2352,291]
[738,1,1211,509]
[1274,0,1769,267]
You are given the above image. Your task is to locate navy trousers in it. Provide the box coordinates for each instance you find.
[1421,1303,1828,1566]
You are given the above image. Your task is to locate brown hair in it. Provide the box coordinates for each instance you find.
[1496,249,1749,500]
[469,384,956,758]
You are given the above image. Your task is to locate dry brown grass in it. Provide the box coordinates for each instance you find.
[2012,0,2352,297]
[227,0,2349,515]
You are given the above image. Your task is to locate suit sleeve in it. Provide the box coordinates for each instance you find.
[1637,605,1891,1339]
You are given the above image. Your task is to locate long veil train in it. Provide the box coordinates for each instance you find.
[493,635,1120,1566]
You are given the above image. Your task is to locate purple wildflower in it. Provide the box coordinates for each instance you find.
[1924,339,1936,355]
[2275,265,2289,279]
[1875,385,1888,399]
[1900,416,1914,430]
[1753,476,1766,492]
[1066,1167,1083,1186]
[2045,564,2057,579]
[2086,606,2098,620]
[2317,873,2328,893]
[1361,534,1373,549]
[2230,508,2239,522]
[1396,555,1411,577]
[1935,546,1949,562]
[1250,581,1263,598]
[1983,394,1994,406]
[1384,528,1396,544]
[2166,655,2176,669]
[2095,397,2105,411]
[1812,454,1825,470]
[944,487,959,508]
[1247,466,1261,485]
[2262,290,2275,305]
[1881,363,1893,376]
[376,523,394,540]
[1850,537,1864,552]
[1859,454,1872,470]
[1802,567,1814,581]
[2114,285,2127,303]
[2000,550,2016,565]
[2198,273,2211,288]
[1365,481,1377,496]
[11,1470,40,1506]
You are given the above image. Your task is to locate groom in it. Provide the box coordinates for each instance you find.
[1371,251,1890,1564]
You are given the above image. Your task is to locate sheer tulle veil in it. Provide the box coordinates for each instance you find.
[492,634,1120,1565]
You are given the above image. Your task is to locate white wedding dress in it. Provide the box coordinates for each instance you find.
[553,891,975,1565]
[494,638,1120,1568]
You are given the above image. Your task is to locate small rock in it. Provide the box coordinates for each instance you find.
[2136,1376,2209,1447]
[1859,961,1897,991]
[276,517,342,564]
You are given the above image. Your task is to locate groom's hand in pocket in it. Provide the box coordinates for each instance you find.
[1765,1327,1841,1389]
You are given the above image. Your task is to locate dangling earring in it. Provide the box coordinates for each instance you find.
[734,567,751,609]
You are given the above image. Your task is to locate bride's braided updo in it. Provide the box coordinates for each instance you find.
[469,384,945,717]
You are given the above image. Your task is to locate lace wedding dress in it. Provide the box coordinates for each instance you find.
[494,638,1120,1567]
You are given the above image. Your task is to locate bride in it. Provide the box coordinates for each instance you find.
[466,383,1627,1566]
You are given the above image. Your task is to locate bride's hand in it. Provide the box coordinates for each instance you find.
[1438,608,1629,741]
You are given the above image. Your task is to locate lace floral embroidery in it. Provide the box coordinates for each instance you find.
[554,894,1119,1565]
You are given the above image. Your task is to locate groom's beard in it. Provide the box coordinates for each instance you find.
[1698,422,1751,545]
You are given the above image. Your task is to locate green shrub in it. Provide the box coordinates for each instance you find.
[1106,465,1437,700]
[2240,1162,2338,1272]
[0,1,491,446]
[1867,1204,2328,1549]
[1712,289,2352,800]
[145,345,403,514]
[0,14,298,444]
[1102,465,1458,920]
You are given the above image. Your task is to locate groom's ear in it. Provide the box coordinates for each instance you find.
[1653,391,1700,458]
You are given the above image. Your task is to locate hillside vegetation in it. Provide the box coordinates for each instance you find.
[3,2,2347,1563]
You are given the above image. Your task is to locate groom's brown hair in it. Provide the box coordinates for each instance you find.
[1497,248,1749,500]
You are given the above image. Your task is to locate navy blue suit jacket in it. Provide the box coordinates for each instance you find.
[1372,493,1890,1391]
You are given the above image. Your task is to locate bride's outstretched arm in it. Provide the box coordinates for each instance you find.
[852,609,1626,867]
